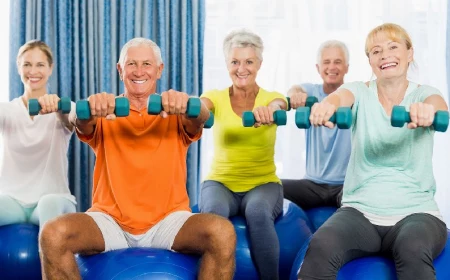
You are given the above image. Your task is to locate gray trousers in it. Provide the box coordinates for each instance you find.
[298,207,448,280]
[199,180,283,280]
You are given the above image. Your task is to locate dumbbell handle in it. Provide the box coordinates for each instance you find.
[295,107,352,129]
[242,110,287,127]
[28,97,72,116]
[287,96,318,111]
[76,97,130,120]
[391,106,449,132]
[147,94,201,118]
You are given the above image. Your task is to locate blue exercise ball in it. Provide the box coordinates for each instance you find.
[197,199,312,280]
[290,230,450,280]
[76,248,200,279]
[0,223,41,280]
[305,207,337,232]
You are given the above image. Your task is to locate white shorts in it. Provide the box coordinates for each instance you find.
[86,211,195,252]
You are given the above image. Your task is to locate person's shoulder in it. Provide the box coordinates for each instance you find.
[259,88,285,99]
[201,88,229,100]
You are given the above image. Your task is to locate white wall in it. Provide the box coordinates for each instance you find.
[201,0,450,224]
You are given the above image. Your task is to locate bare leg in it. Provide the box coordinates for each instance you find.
[39,213,105,280]
[172,213,236,280]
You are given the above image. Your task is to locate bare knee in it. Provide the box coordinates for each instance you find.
[39,217,72,253]
[203,215,236,257]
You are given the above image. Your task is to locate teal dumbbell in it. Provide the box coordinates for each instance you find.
[28,97,71,116]
[147,94,201,118]
[204,112,214,129]
[76,97,130,120]
[295,107,352,129]
[391,105,449,132]
[242,110,287,127]
[287,96,318,111]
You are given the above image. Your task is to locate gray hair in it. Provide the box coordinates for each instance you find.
[223,29,264,61]
[118,37,163,67]
[316,40,349,65]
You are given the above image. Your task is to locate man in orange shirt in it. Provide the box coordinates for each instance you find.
[39,37,236,280]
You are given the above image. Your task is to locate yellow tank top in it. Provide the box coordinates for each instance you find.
[201,87,286,192]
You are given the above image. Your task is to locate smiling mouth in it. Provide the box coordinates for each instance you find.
[380,62,398,70]
[327,73,338,76]
[132,80,147,84]
[28,77,42,82]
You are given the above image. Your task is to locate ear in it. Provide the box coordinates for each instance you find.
[117,63,123,81]
[407,47,414,63]
[49,64,54,76]
[344,64,349,74]
[315,64,320,74]
[156,63,164,79]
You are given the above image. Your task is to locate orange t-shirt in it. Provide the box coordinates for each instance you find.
[77,106,202,234]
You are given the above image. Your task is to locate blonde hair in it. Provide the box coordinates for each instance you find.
[365,23,413,57]
[16,40,53,67]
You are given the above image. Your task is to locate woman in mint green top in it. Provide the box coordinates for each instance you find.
[200,29,287,280]
[298,23,448,280]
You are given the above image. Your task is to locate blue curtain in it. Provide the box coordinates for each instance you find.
[9,0,205,211]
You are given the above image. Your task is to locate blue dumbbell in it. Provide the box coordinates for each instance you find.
[242,110,287,127]
[76,97,130,120]
[28,97,71,116]
[391,105,449,132]
[287,96,318,111]
[204,112,214,129]
[147,94,201,118]
[295,107,352,129]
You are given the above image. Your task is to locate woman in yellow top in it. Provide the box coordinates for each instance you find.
[200,29,288,280]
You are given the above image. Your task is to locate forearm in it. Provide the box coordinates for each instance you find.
[57,111,74,131]
[183,101,210,136]
[287,85,306,97]
[323,88,355,108]
[424,95,448,112]
[268,98,288,111]
[73,117,96,136]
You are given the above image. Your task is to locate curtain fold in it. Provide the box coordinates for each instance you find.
[9,0,205,211]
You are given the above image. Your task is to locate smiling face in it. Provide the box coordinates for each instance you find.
[316,47,348,88]
[117,45,164,98]
[367,32,413,80]
[226,47,262,90]
[18,48,53,93]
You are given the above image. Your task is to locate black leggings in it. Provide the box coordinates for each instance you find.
[282,179,342,209]
[298,207,448,280]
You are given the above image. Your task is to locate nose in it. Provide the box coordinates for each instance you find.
[237,63,246,73]
[134,65,144,76]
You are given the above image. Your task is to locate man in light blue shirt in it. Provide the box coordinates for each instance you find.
[282,40,351,209]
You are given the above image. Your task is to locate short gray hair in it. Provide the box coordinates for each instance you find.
[223,29,264,61]
[316,40,349,65]
[118,37,163,67]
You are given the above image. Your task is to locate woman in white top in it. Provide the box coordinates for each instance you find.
[0,40,76,228]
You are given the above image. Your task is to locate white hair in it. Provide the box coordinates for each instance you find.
[118,37,163,67]
[316,40,349,65]
[223,29,264,61]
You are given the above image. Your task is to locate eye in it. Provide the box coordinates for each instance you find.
[143,62,151,66]
[372,50,379,55]
[127,62,135,66]
[390,45,398,50]
[246,60,253,65]
[231,61,238,65]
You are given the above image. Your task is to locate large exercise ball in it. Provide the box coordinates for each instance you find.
[230,199,313,280]
[0,223,41,280]
[76,248,200,279]
[290,229,450,280]
[305,207,337,232]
